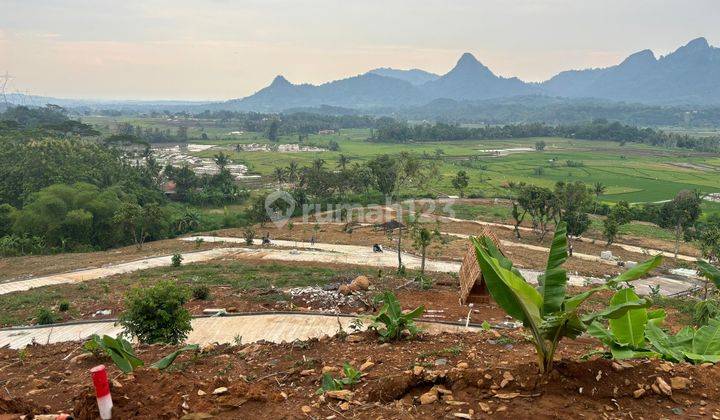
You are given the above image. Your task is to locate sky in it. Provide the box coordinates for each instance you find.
[1,0,719,101]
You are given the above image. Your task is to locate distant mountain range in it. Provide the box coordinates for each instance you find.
[222,37,720,111]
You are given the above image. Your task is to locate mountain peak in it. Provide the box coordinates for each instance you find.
[270,75,292,87]
[686,37,710,50]
[620,49,656,66]
[457,52,481,67]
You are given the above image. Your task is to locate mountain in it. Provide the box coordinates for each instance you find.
[221,73,425,111]
[367,68,439,85]
[226,38,720,110]
[423,53,536,100]
[543,37,720,104]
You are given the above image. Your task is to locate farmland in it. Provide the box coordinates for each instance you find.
[84,115,720,204]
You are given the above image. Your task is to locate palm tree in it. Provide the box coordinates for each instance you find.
[287,161,299,182]
[337,154,350,171]
[214,152,230,171]
[312,158,325,172]
[273,167,287,185]
[593,182,606,198]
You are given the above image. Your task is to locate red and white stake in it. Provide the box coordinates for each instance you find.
[90,365,113,419]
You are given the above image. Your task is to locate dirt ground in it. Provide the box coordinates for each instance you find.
[0,240,229,282]
[1,330,718,419]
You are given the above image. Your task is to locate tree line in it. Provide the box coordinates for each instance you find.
[369,119,720,152]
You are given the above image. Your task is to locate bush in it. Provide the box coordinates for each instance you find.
[118,280,192,344]
[192,284,211,300]
[36,307,59,325]
[58,300,70,312]
[243,227,256,245]
[171,253,183,267]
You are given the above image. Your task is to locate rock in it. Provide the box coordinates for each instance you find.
[32,379,49,389]
[413,365,424,376]
[655,377,672,396]
[434,358,448,366]
[625,261,638,268]
[670,377,691,390]
[338,285,352,295]
[180,414,213,420]
[435,386,452,396]
[600,250,613,260]
[322,366,340,374]
[339,402,350,411]
[494,392,520,400]
[456,362,469,369]
[212,387,228,395]
[478,402,491,413]
[360,361,375,371]
[70,353,92,364]
[301,406,312,414]
[659,363,673,372]
[300,369,315,376]
[633,388,646,398]
[111,379,123,389]
[453,414,472,419]
[346,334,364,343]
[350,275,370,291]
[326,390,353,401]
[197,389,206,396]
[500,371,514,388]
[419,391,438,405]
[611,362,624,372]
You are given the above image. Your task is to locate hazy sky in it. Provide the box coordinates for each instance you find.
[1,0,719,100]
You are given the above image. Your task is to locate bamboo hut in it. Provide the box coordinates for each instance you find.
[459,227,503,305]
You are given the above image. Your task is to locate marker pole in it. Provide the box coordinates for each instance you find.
[90,365,113,419]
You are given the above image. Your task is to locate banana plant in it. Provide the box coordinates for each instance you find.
[586,289,666,359]
[472,222,662,373]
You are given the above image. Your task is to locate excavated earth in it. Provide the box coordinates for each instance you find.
[1,330,719,419]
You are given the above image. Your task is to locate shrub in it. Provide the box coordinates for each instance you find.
[35,307,59,325]
[368,291,423,341]
[473,222,661,373]
[118,280,192,344]
[316,363,361,394]
[58,300,70,312]
[171,253,183,267]
[192,284,211,300]
[243,227,256,245]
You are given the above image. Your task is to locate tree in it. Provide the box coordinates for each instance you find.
[516,184,556,240]
[213,152,230,171]
[510,202,526,239]
[603,217,619,246]
[287,161,299,183]
[593,182,606,198]
[273,167,287,185]
[660,190,702,258]
[412,226,433,274]
[603,201,632,246]
[267,119,280,142]
[535,140,546,151]
[113,203,163,249]
[337,154,350,171]
[312,158,326,173]
[451,170,470,198]
[368,154,398,197]
[699,216,720,263]
[554,181,594,255]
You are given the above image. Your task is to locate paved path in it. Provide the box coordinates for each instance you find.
[433,215,698,262]
[0,313,481,350]
[1,233,698,298]
[0,248,241,296]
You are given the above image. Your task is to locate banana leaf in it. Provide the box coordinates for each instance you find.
[151,344,200,370]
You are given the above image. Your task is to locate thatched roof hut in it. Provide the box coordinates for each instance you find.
[459,227,503,305]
